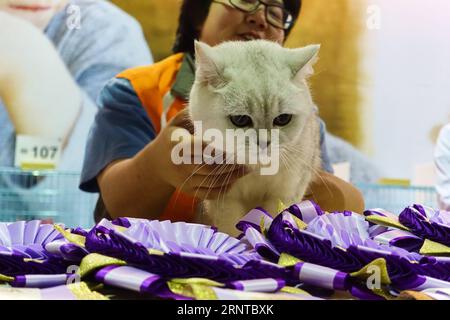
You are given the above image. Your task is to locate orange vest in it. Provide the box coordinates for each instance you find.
[116,53,199,222]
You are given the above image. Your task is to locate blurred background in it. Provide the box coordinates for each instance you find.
[111,0,450,182]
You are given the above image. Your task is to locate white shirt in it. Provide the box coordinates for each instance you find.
[435,124,450,210]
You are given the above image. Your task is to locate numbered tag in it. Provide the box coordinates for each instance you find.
[14,135,63,170]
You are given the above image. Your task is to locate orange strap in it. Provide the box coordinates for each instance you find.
[117,53,184,133]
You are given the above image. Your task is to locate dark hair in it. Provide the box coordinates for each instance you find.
[172,0,302,54]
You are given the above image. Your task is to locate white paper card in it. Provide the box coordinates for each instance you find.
[14,135,62,169]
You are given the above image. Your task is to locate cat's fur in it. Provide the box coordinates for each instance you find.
[189,40,321,235]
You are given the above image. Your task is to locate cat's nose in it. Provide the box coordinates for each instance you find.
[257,140,271,149]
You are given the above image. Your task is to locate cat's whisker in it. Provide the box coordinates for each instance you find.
[175,151,226,207]
[190,165,223,212]
[280,147,319,183]
[182,149,228,186]
[282,153,333,205]
[283,145,321,177]
[283,145,319,169]
[280,152,299,177]
[218,156,238,212]
[208,154,237,225]
[281,150,327,200]
[282,145,334,197]
[216,167,233,226]
[279,155,291,176]
[199,151,235,204]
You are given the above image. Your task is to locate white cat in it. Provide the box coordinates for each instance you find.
[189,40,322,236]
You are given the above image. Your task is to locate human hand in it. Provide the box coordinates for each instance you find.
[151,109,249,200]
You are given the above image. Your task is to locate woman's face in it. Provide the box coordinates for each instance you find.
[199,1,286,47]
[0,0,67,29]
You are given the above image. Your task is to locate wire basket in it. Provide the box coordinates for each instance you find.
[356,183,439,215]
[0,166,440,228]
[0,167,97,228]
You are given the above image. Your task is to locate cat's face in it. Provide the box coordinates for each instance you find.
[0,0,67,29]
[189,40,320,168]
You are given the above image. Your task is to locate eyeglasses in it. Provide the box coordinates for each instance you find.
[212,0,294,30]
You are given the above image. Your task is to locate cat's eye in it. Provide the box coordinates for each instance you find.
[229,115,253,128]
[273,114,293,126]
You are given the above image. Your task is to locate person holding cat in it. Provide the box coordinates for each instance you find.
[80,0,365,231]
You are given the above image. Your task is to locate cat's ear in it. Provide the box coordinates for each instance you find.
[194,40,225,88]
[287,44,320,82]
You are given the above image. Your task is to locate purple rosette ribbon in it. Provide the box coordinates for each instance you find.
[236,207,273,233]
[411,257,450,282]
[372,229,423,252]
[303,211,418,261]
[361,239,422,261]
[412,204,435,218]
[111,217,152,228]
[364,208,399,219]
[261,207,449,293]
[12,274,69,288]
[287,200,324,223]
[394,274,450,292]
[240,227,279,262]
[44,240,89,262]
[307,211,370,248]
[346,242,450,283]
[94,265,179,299]
[85,222,287,283]
[4,201,448,300]
[210,287,323,300]
[432,210,450,225]
[364,209,399,237]
[227,278,285,292]
[94,219,255,264]
[307,211,424,253]
[345,245,450,290]
[0,252,67,277]
[0,221,71,276]
[399,205,450,246]
[346,245,423,289]
[293,262,350,291]
[267,212,364,272]
[241,259,293,284]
